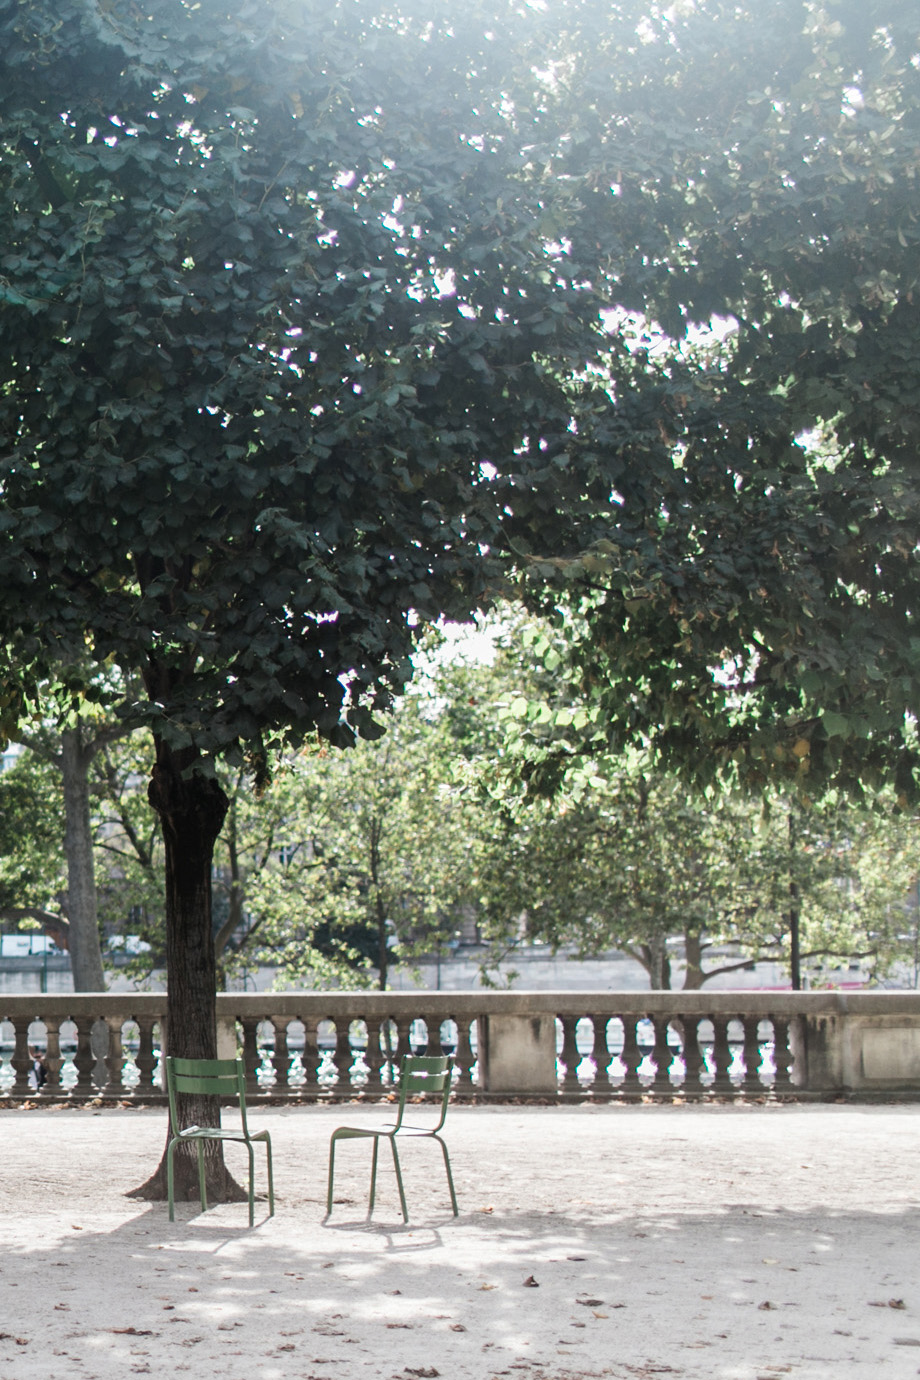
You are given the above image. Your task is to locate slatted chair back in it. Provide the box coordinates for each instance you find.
[166,1056,250,1135]
[391,1054,453,1133]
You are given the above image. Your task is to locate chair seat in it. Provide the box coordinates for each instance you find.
[176,1125,270,1143]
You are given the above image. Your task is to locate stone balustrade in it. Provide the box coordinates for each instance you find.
[1,990,919,1105]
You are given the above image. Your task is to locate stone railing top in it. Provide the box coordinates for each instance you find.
[0,989,918,1020]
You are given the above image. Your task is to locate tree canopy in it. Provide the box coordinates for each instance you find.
[0,0,612,759]
[505,0,920,799]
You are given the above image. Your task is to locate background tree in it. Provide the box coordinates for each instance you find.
[21,706,134,990]
[475,761,919,990]
[241,682,481,991]
[0,752,66,941]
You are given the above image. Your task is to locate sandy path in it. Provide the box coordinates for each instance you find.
[0,1101,918,1380]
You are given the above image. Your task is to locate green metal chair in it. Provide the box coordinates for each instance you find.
[326,1053,458,1223]
[166,1056,274,1227]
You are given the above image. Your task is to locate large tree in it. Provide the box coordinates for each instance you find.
[0,0,614,1198]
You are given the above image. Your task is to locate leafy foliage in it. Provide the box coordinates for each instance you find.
[475,757,919,989]
[500,0,920,798]
[0,752,65,922]
[239,686,481,990]
[0,0,614,762]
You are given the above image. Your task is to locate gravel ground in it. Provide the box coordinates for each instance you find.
[0,1100,918,1380]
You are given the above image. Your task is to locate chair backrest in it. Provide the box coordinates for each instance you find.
[165,1056,249,1136]
[392,1054,453,1132]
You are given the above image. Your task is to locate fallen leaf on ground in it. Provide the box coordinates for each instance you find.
[0,1335,28,1346]
[109,1328,157,1336]
[523,1276,539,1288]
[577,1298,605,1308]
[478,1284,496,1291]
[450,1324,466,1332]
[758,1302,776,1311]
[404,1369,439,1378]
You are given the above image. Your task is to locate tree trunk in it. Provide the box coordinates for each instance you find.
[371,816,389,990]
[788,808,802,991]
[61,727,106,991]
[643,935,672,990]
[214,793,245,989]
[682,931,705,990]
[129,737,244,1203]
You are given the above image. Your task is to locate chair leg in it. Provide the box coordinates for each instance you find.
[265,1141,275,1218]
[197,1142,207,1214]
[167,1139,177,1222]
[389,1137,409,1223]
[369,1137,380,1215]
[326,1136,337,1215]
[435,1135,459,1216]
[247,1143,255,1228]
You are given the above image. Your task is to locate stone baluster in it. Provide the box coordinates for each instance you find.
[772,1016,796,1091]
[619,1017,644,1099]
[300,1016,323,1093]
[377,1017,398,1084]
[419,1013,441,1055]
[271,1018,291,1096]
[71,1016,98,1096]
[648,1017,673,1097]
[343,1019,364,1092]
[391,1014,414,1070]
[238,1016,262,1096]
[362,1017,387,1097]
[135,1019,161,1095]
[557,1014,583,1100]
[741,1016,763,1092]
[8,1015,33,1098]
[103,1018,127,1098]
[453,1016,477,1094]
[680,1017,705,1093]
[42,1019,63,1096]
[322,1021,343,1095]
[342,1015,358,1087]
[709,1015,735,1094]
[587,1014,612,1097]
